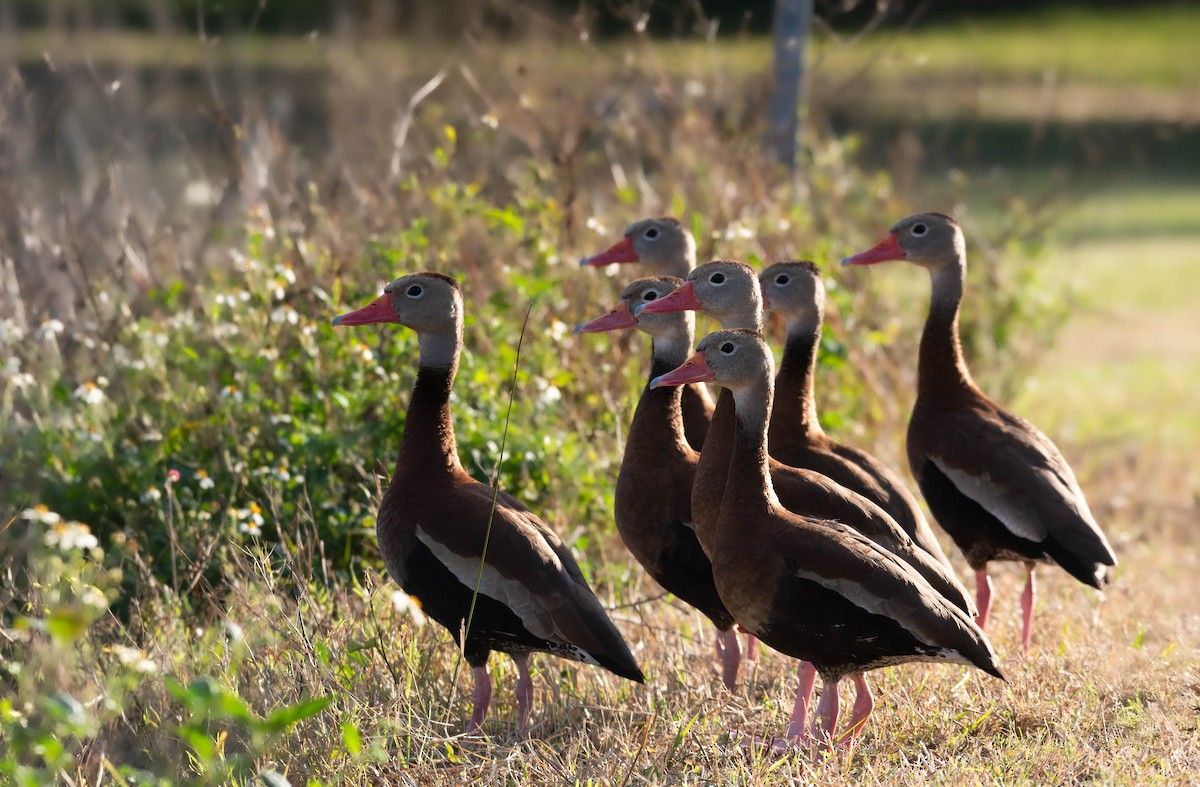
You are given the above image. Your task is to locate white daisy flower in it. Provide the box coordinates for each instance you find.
[391,590,427,627]
[113,645,158,674]
[35,319,65,341]
[73,381,106,406]
[22,505,62,525]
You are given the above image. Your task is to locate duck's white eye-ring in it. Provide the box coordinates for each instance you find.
[719,341,736,355]
[406,285,424,298]
[644,227,660,240]
[709,272,726,286]
[911,223,928,237]
[774,274,790,286]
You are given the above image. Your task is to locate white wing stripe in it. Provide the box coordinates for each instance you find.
[930,456,1046,543]
[415,528,559,641]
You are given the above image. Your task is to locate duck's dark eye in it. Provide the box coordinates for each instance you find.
[406,285,423,298]
[643,291,658,301]
[775,274,790,286]
[644,227,660,240]
[720,342,736,355]
[911,223,928,237]
[709,272,726,285]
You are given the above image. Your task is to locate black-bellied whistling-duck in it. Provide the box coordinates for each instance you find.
[580,217,713,450]
[652,329,1003,748]
[574,276,745,690]
[333,272,643,731]
[637,261,974,616]
[844,213,1118,652]
[759,260,959,578]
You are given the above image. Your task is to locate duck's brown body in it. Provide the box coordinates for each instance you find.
[576,277,742,687]
[615,354,734,634]
[336,272,642,730]
[845,213,1117,649]
[380,363,645,679]
[653,329,1002,746]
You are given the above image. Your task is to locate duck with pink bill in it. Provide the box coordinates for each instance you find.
[651,329,1004,750]
[575,276,751,690]
[333,273,643,733]
[843,213,1118,652]
[759,260,959,580]
[579,217,713,451]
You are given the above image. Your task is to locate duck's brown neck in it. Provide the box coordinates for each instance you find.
[919,264,974,395]
[771,321,821,438]
[720,376,777,522]
[628,335,693,460]
[695,304,764,491]
[396,330,463,478]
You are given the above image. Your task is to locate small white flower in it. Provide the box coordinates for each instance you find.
[220,385,244,402]
[270,414,293,425]
[213,322,240,339]
[275,264,297,285]
[480,113,499,129]
[45,521,99,551]
[73,382,106,406]
[235,502,265,534]
[78,426,103,443]
[140,487,162,503]
[585,217,608,235]
[113,645,158,674]
[549,320,569,342]
[35,319,65,341]
[684,79,706,98]
[80,586,108,611]
[22,505,62,525]
[391,590,427,627]
[270,305,299,325]
[196,469,215,490]
[0,318,26,344]
[274,466,290,482]
[539,385,562,405]
[184,180,218,208]
[9,372,34,390]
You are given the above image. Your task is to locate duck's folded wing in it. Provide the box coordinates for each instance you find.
[921,402,1116,570]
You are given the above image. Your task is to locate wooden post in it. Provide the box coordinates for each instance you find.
[770,0,813,171]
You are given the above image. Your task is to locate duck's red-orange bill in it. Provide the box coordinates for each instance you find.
[637,280,701,315]
[651,351,714,388]
[842,233,904,266]
[332,294,400,326]
[574,299,638,334]
[580,236,638,267]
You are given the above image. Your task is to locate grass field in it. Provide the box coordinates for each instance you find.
[3,5,1199,784]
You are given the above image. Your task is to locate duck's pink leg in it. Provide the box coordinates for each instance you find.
[745,632,758,662]
[841,672,875,743]
[974,569,994,629]
[812,678,840,746]
[469,665,492,731]
[511,654,534,731]
[715,628,741,691]
[1020,566,1036,654]
[785,662,819,741]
